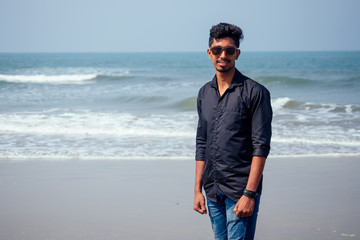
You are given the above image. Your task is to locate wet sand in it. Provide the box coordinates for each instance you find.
[0,156,359,240]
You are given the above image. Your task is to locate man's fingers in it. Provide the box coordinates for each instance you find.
[233,205,238,212]
[202,208,207,214]
[194,202,207,214]
[235,210,253,218]
[198,205,207,214]
[194,203,204,214]
[194,192,207,214]
[200,202,207,214]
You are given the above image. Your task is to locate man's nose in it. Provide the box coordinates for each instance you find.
[220,50,227,58]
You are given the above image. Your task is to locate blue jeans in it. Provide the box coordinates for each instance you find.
[207,193,261,240]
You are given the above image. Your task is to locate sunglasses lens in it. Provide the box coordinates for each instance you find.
[211,47,236,55]
[225,48,236,55]
[211,47,222,55]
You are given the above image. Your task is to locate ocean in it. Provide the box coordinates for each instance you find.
[0,52,359,160]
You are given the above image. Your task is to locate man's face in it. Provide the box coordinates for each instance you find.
[207,37,240,73]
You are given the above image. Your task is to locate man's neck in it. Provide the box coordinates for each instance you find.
[216,68,236,96]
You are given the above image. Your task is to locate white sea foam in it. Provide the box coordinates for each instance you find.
[0,111,197,160]
[272,136,360,147]
[1,108,359,160]
[0,74,97,84]
[0,111,197,138]
[1,98,359,161]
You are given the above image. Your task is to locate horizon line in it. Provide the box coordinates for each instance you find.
[1,50,360,54]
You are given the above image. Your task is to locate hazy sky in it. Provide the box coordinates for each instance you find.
[1,0,359,52]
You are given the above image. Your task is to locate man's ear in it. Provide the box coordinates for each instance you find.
[207,49,212,59]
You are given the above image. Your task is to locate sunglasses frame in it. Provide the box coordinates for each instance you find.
[210,46,238,56]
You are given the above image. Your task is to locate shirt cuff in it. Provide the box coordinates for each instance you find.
[253,147,270,157]
[195,152,205,161]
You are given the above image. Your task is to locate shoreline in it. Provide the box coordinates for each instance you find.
[1,156,359,240]
[2,152,360,162]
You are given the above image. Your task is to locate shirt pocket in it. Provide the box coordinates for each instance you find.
[224,111,250,132]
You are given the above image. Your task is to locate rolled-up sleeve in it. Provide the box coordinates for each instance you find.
[195,91,207,161]
[251,86,272,157]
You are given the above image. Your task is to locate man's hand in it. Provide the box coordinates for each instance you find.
[193,191,207,214]
[233,195,255,218]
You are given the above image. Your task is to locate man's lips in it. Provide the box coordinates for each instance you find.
[217,60,230,67]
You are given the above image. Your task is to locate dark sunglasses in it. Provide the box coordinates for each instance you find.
[210,46,238,55]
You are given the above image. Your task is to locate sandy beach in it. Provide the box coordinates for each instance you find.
[0,156,359,240]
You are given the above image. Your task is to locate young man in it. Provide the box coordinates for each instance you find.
[193,23,272,240]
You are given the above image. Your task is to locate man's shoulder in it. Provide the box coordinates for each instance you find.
[198,79,214,97]
[200,80,213,89]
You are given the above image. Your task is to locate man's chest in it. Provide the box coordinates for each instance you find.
[201,88,249,122]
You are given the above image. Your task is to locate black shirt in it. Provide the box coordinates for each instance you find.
[196,69,272,202]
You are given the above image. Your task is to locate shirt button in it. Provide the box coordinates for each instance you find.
[215,117,219,120]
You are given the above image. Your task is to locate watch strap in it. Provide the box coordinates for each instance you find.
[243,189,257,199]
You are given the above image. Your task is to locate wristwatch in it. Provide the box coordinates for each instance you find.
[243,189,258,199]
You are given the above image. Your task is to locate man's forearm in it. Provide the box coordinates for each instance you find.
[234,156,266,217]
[245,156,266,192]
[195,160,205,192]
[194,160,207,215]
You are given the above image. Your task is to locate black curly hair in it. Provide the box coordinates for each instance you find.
[209,23,244,48]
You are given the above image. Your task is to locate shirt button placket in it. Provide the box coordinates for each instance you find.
[212,98,223,189]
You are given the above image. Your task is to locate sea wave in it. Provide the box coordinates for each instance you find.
[272,97,360,113]
[337,76,360,87]
[0,112,197,138]
[116,96,169,104]
[255,75,360,89]
[0,108,359,159]
[94,73,133,81]
[0,111,197,160]
[272,136,360,147]
[173,97,197,111]
[0,74,97,84]
[0,67,134,84]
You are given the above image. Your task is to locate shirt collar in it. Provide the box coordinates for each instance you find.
[210,68,245,89]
